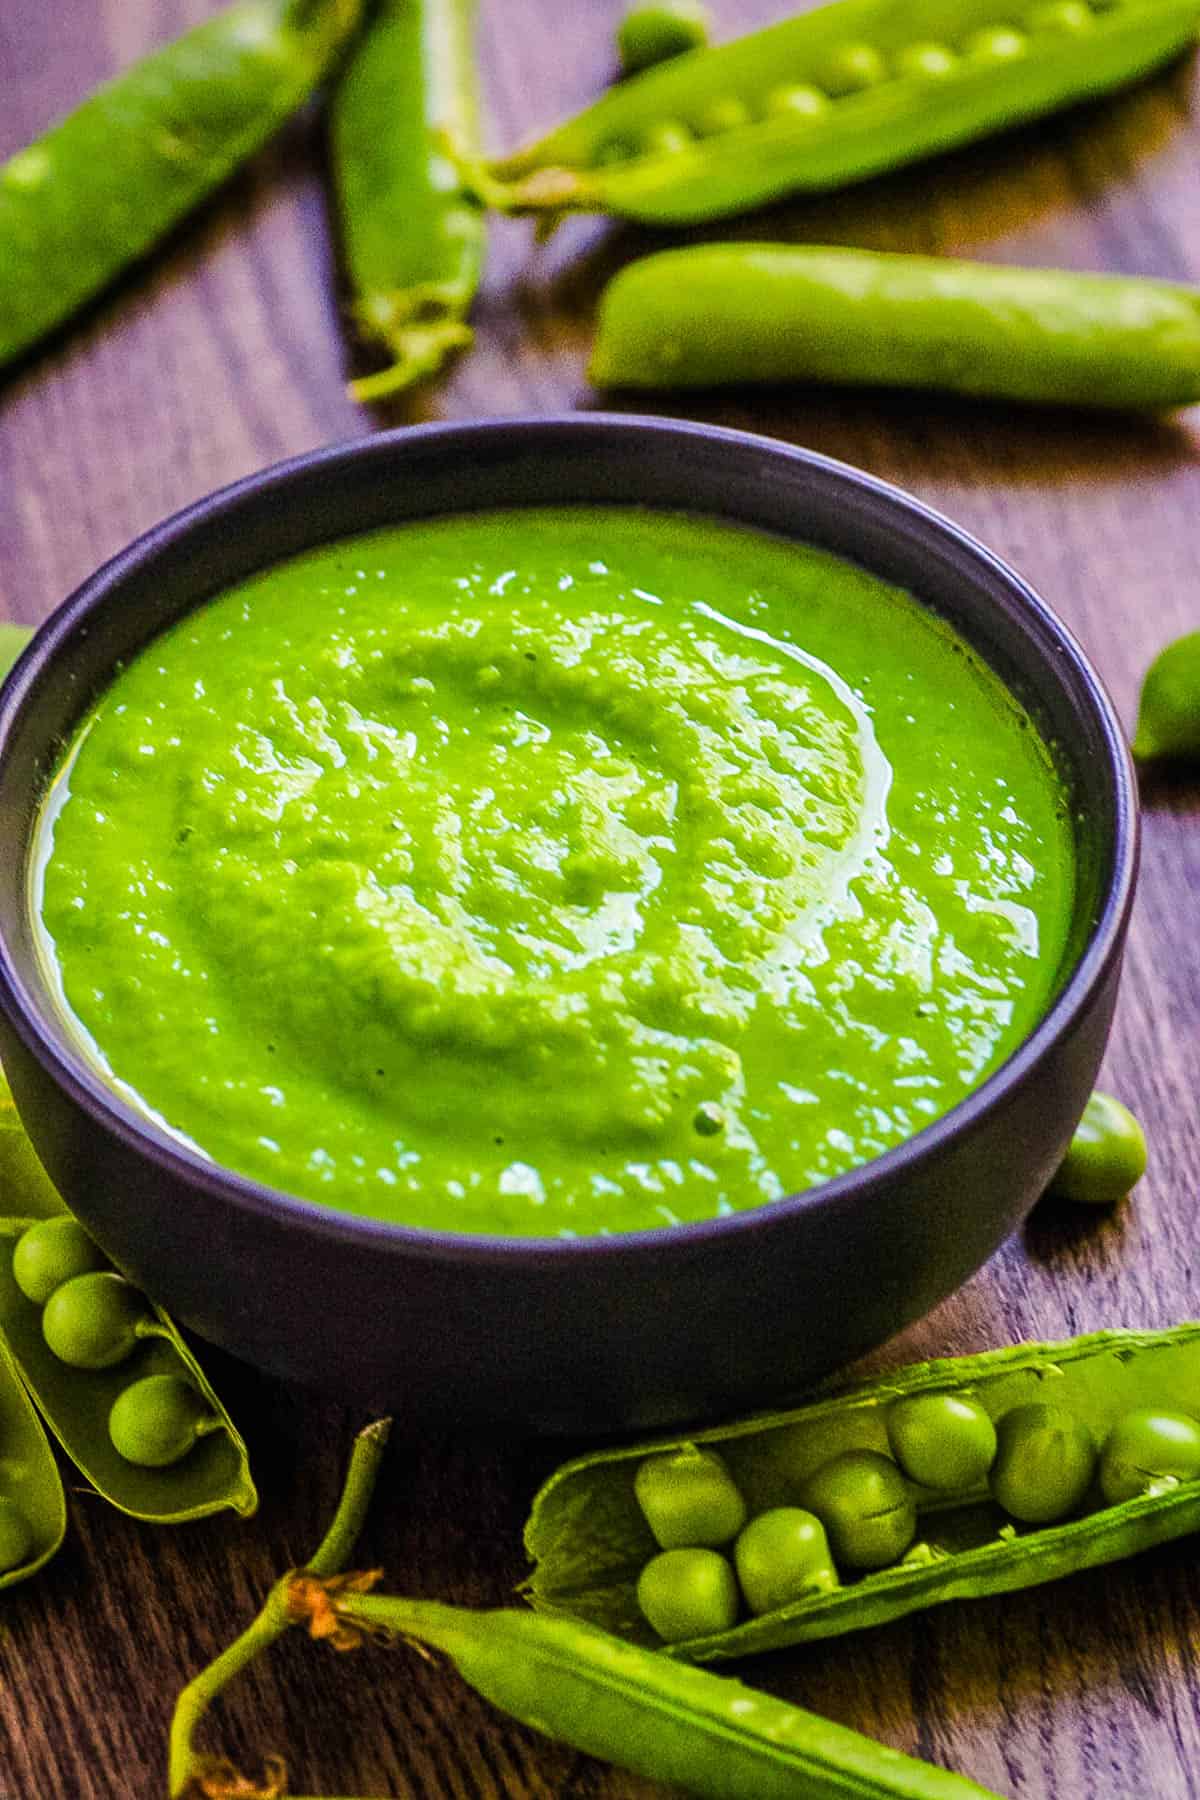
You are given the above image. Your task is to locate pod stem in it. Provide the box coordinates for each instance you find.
[349,318,474,401]
[166,1418,391,1798]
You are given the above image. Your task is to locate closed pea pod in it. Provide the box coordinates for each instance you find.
[330,0,484,399]
[1132,631,1200,763]
[480,0,1200,225]
[588,244,1200,412]
[303,1592,1003,1799]
[1,1208,255,1522]
[524,1325,1200,1662]
[0,0,365,372]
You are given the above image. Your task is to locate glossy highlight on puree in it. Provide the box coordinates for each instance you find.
[34,507,1074,1238]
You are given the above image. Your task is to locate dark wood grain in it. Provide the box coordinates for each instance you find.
[1,3,1199,1797]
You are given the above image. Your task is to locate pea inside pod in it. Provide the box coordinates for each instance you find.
[525,1325,1200,1662]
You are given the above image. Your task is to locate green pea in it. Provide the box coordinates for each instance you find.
[1029,1,1096,30]
[764,83,830,121]
[821,42,889,95]
[895,42,959,79]
[1098,1409,1200,1504]
[635,1445,747,1547]
[964,25,1028,60]
[886,1393,998,1492]
[1132,631,1200,763]
[617,1,710,77]
[1047,1091,1147,1205]
[41,1271,148,1370]
[798,1450,917,1570]
[636,1546,740,1641]
[0,1497,34,1574]
[12,1215,108,1306]
[733,1507,838,1616]
[990,1403,1096,1523]
[108,1374,214,1468]
[641,118,695,158]
[696,96,751,137]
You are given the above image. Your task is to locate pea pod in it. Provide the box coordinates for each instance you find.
[330,0,484,399]
[321,1593,1002,1799]
[482,0,1200,224]
[0,1217,256,1522]
[588,244,1200,411]
[525,1325,1200,1661]
[0,0,365,372]
[0,1329,65,1589]
[0,625,32,684]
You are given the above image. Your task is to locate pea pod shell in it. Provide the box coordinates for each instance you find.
[342,1595,1002,1799]
[0,625,33,685]
[589,245,1200,411]
[0,1328,66,1589]
[330,0,484,396]
[486,0,1200,223]
[1,1067,69,1223]
[0,1219,256,1522]
[525,1325,1200,1661]
[0,0,365,370]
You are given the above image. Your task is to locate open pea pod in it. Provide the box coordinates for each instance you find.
[0,1220,256,1524]
[0,1075,70,1225]
[0,1328,66,1588]
[483,0,1200,224]
[525,1326,1200,1661]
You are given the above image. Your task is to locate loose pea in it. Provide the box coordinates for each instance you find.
[0,1497,34,1573]
[635,1445,747,1547]
[764,83,829,121]
[1098,1409,1200,1504]
[636,1546,740,1641]
[798,1450,917,1570]
[1132,631,1200,763]
[642,118,695,157]
[1029,1,1096,29]
[733,1508,838,1616]
[41,1271,148,1370]
[887,1393,998,1492]
[821,42,888,95]
[895,41,958,79]
[12,1215,107,1306]
[617,1,710,76]
[989,1404,1096,1523]
[965,25,1028,60]
[1047,1091,1147,1205]
[108,1374,215,1468]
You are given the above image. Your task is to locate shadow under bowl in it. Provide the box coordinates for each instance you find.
[0,417,1138,1434]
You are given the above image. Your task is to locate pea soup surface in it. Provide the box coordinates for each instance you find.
[37,508,1075,1236]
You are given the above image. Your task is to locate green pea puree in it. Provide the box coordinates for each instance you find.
[36,508,1075,1236]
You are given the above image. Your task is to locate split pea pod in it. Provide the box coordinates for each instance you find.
[0,1329,65,1589]
[330,0,485,398]
[482,0,1200,224]
[588,244,1200,410]
[321,1592,1002,1799]
[524,1324,1200,1662]
[0,1215,257,1522]
[0,0,365,372]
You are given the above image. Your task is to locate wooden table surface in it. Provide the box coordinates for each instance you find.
[2,3,1199,1797]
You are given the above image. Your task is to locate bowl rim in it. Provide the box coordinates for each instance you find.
[0,413,1139,1267]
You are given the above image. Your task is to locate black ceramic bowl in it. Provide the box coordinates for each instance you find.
[0,418,1137,1434]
